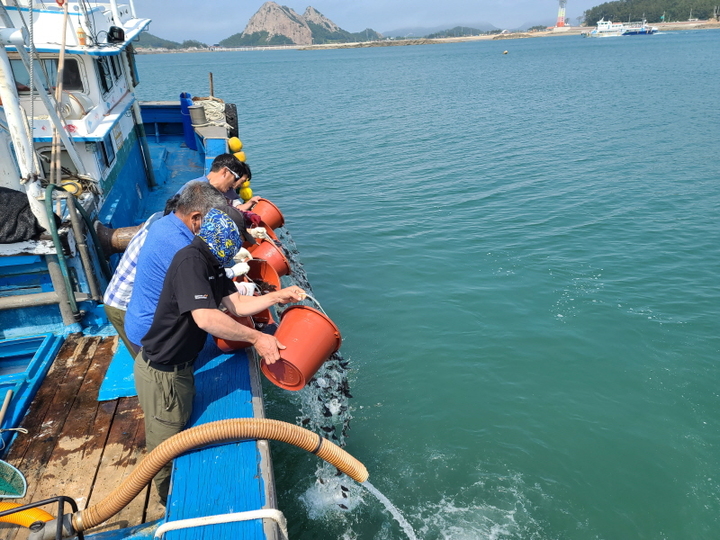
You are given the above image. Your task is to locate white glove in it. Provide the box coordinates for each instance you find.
[234,281,256,296]
[225,262,250,279]
[249,227,271,240]
[233,247,253,263]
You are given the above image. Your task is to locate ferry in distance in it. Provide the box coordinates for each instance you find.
[583,18,659,37]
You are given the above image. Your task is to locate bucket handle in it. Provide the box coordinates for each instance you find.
[293,294,328,317]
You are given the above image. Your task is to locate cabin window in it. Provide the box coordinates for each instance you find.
[96,57,114,94]
[97,132,116,169]
[9,58,84,93]
[37,148,79,178]
[110,55,123,80]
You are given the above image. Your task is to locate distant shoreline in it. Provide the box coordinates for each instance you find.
[135,21,720,55]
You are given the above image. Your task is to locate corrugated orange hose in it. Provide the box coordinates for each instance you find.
[72,418,368,532]
[0,502,54,528]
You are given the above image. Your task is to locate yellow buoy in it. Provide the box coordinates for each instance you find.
[60,180,83,196]
[234,151,246,162]
[240,180,251,189]
[239,187,253,201]
[228,137,243,152]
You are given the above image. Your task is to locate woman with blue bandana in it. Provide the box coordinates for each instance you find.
[134,208,305,504]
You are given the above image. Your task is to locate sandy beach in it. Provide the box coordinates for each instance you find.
[301,20,720,50]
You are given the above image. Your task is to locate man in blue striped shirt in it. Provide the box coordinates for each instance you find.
[103,211,163,354]
[105,182,226,354]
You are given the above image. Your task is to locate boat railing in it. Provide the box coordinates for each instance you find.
[153,508,289,540]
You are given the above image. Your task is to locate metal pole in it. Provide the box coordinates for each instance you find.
[46,254,79,326]
[65,193,102,301]
[50,1,70,186]
[209,72,214,97]
[119,48,157,187]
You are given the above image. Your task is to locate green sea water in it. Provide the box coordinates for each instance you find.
[136,30,720,539]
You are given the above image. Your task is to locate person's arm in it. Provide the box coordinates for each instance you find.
[191,308,285,363]
[221,286,305,317]
[233,196,261,212]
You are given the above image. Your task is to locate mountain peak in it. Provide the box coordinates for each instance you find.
[243,1,312,45]
[227,3,381,46]
[303,6,342,33]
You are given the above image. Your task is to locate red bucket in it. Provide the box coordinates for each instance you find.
[214,314,255,352]
[242,222,277,250]
[258,221,278,240]
[247,239,291,277]
[251,198,285,230]
[261,305,342,391]
[247,259,281,292]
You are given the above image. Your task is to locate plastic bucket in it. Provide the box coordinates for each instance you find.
[247,239,291,277]
[252,198,285,229]
[252,307,276,326]
[188,104,206,125]
[214,314,254,352]
[247,259,281,292]
[259,221,278,240]
[261,305,342,391]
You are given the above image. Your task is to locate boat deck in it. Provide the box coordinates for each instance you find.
[0,334,165,540]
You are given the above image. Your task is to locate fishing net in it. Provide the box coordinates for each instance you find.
[0,460,27,498]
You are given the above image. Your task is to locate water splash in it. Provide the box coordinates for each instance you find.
[362,481,419,540]
[274,227,352,444]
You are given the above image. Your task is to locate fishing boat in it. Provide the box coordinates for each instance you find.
[0,1,364,539]
[583,18,658,37]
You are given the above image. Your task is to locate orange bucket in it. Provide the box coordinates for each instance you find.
[242,222,277,250]
[247,259,281,292]
[252,307,276,326]
[258,221,278,240]
[214,314,255,352]
[261,305,342,391]
[252,198,285,229]
[247,239,291,277]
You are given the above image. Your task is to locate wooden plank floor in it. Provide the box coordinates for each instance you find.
[0,334,164,540]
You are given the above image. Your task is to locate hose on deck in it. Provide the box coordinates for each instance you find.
[66,418,368,534]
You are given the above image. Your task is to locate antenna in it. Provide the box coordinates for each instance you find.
[556,0,567,27]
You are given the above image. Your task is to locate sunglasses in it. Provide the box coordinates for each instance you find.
[226,167,241,180]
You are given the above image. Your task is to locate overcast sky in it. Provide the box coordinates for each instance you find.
[133,0,599,43]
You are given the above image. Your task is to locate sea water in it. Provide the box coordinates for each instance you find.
[136,30,720,539]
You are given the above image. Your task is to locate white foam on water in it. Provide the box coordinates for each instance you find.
[299,462,363,519]
[411,471,547,540]
[362,481,419,540]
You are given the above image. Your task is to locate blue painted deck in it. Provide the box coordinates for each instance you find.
[164,339,267,539]
[98,104,274,538]
[0,98,274,539]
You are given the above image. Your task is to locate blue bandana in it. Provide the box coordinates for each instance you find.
[198,208,241,267]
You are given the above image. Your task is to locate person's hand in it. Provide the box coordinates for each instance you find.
[252,333,285,364]
[234,247,253,263]
[248,196,261,205]
[225,262,250,279]
[274,286,306,304]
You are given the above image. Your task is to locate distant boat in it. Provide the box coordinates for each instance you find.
[583,18,658,37]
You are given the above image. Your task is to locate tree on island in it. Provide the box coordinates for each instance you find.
[135,32,182,49]
[219,31,294,47]
[181,40,208,49]
[426,26,483,38]
[583,0,717,25]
